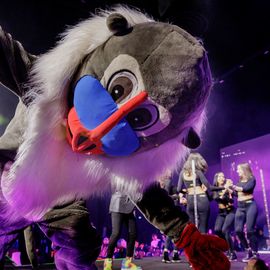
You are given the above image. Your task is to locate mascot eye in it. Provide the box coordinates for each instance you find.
[126,105,159,131]
[107,71,138,103]
[111,84,125,101]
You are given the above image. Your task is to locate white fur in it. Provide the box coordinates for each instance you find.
[1,6,205,221]
[1,124,190,220]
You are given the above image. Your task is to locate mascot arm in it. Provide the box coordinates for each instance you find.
[0,100,27,163]
[136,184,230,270]
[0,25,37,99]
[0,27,35,163]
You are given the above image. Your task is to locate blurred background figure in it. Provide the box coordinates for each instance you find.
[114,239,127,259]
[134,242,148,259]
[150,234,161,257]
[99,237,109,259]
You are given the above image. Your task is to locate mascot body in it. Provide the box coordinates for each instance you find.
[0,6,230,270]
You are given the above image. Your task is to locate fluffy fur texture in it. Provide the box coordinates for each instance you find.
[1,6,207,221]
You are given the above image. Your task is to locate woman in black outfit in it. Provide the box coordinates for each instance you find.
[103,191,141,270]
[177,152,212,233]
[213,172,237,261]
[233,163,258,262]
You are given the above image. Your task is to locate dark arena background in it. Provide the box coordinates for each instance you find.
[0,0,270,269]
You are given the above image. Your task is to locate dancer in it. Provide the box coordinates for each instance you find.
[233,163,259,262]
[213,172,237,261]
[103,190,141,270]
[158,170,181,263]
[177,152,212,233]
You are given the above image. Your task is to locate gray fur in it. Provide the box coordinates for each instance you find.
[0,6,211,220]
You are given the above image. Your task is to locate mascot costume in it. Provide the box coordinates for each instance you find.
[0,6,230,270]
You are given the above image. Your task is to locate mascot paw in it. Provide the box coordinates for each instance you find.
[175,223,230,270]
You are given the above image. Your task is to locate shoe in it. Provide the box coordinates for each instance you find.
[225,250,230,258]
[172,251,181,263]
[121,257,142,270]
[162,251,171,263]
[103,258,112,270]
[242,249,253,262]
[229,251,237,262]
[250,251,259,260]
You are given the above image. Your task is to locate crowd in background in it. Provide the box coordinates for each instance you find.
[97,229,270,260]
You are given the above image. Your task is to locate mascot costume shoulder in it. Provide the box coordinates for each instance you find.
[0,6,230,270]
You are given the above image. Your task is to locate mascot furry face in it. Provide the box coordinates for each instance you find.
[2,6,211,220]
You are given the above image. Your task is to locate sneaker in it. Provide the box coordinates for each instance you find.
[162,251,171,263]
[225,250,231,258]
[172,251,181,263]
[229,251,237,262]
[103,258,112,270]
[242,249,253,263]
[250,251,259,260]
[121,257,142,270]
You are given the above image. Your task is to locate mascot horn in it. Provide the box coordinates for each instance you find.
[0,6,230,270]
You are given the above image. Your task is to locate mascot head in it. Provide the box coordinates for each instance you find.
[2,6,212,220]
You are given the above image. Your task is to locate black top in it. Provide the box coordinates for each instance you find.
[235,177,256,195]
[213,189,234,210]
[177,169,223,192]
[177,170,225,202]
[177,170,209,192]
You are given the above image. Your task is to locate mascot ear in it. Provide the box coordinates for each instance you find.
[106,13,130,35]
[182,127,201,149]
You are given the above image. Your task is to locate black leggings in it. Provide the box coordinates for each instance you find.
[235,200,258,251]
[214,209,235,252]
[187,194,210,233]
[107,212,137,258]
[164,236,178,251]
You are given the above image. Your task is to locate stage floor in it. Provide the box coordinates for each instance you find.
[4,252,270,269]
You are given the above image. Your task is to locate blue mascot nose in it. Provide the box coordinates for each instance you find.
[73,75,140,156]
